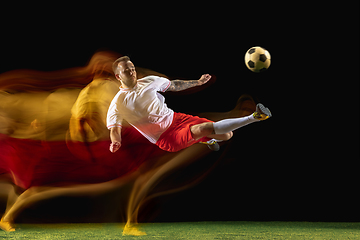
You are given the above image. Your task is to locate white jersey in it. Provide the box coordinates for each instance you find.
[107,75,174,144]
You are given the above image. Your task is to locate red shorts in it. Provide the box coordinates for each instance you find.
[156,112,213,152]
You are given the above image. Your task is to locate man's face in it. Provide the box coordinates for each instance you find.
[115,60,137,87]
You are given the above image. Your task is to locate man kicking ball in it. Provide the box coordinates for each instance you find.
[107,56,271,153]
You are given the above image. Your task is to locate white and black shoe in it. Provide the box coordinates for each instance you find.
[253,103,272,120]
[200,139,221,151]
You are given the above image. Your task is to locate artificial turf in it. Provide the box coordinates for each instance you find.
[1,221,359,239]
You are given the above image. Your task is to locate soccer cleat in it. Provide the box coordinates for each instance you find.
[253,103,272,120]
[200,139,220,151]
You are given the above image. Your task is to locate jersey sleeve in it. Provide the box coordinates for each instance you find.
[151,76,171,92]
[106,93,123,129]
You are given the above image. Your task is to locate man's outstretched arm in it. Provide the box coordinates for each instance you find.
[166,74,211,92]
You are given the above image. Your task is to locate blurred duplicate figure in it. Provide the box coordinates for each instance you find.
[107,56,272,153]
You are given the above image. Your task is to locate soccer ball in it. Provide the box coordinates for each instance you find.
[244,46,271,73]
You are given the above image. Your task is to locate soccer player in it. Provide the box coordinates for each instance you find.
[107,56,271,153]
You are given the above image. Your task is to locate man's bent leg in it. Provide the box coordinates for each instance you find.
[190,122,215,140]
[208,131,233,141]
[190,122,233,141]
[190,122,232,152]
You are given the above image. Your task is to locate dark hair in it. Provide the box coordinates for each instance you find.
[112,56,131,75]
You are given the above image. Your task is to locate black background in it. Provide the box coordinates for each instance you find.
[1,2,359,222]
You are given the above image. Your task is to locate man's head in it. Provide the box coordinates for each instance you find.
[112,56,137,88]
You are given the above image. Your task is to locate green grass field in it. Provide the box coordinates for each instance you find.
[1,221,359,239]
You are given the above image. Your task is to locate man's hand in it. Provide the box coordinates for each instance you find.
[109,126,122,153]
[110,141,121,153]
[198,74,211,85]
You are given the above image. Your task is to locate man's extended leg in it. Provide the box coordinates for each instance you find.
[191,103,272,140]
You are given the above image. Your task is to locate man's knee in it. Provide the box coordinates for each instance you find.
[225,131,233,140]
[219,131,233,141]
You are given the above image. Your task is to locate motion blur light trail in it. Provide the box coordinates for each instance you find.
[0,51,256,234]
